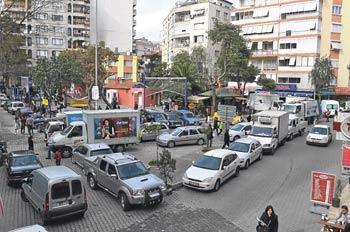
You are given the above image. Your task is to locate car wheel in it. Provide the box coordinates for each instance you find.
[258,152,263,161]
[120,192,131,211]
[235,166,240,177]
[213,180,220,192]
[61,147,72,158]
[233,136,240,141]
[197,138,204,145]
[244,160,250,169]
[87,174,98,190]
[21,190,29,202]
[168,141,175,148]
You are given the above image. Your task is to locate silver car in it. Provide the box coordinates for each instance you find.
[72,143,113,168]
[140,122,170,141]
[157,126,206,148]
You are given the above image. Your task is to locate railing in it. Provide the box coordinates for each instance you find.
[251,49,278,56]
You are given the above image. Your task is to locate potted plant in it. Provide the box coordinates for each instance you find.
[332,179,343,208]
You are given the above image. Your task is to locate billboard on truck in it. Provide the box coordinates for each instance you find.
[305,101,319,118]
[94,117,138,140]
[66,111,83,125]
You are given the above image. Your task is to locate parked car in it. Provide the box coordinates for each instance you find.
[228,138,263,169]
[3,99,12,110]
[8,101,25,115]
[140,122,170,141]
[176,110,200,126]
[0,93,7,101]
[31,113,45,129]
[142,109,168,124]
[72,143,113,168]
[17,107,34,117]
[9,224,47,232]
[0,96,9,107]
[84,153,166,211]
[306,125,333,146]
[229,122,252,142]
[182,149,240,191]
[21,166,88,225]
[157,126,206,148]
[165,112,183,128]
[6,150,42,186]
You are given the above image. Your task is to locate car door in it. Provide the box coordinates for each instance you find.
[221,154,235,181]
[189,129,200,144]
[242,125,252,137]
[68,125,84,147]
[97,159,108,187]
[105,163,119,193]
[75,145,87,167]
[250,143,257,161]
[177,129,189,145]
[255,141,263,158]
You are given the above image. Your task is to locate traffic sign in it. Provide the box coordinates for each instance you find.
[311,171,335,206]
[92,85,99,100]
[217,104,236,124]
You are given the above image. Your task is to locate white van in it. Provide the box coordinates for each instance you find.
[21,166,88,225]
[321,100,339,117]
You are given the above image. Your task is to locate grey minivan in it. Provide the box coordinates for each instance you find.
[21,166,88,225]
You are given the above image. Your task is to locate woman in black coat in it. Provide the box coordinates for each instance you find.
[257,205,278,232]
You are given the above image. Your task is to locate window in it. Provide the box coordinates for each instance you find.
[36,37,48,45]
[278,77,300,83]
[52,15,63,21]
[180,130,188,136]
[286,30,292,36]
[190,129,198,135]
[52,38,63,45]
[289,78,300,83]
[51,182,70,199]
[280,43,297,49]
[332,5,342,15]
[27,37,32,46]
[68,28,72,36]
[28,49,32,58]
[70,126,82,137]
[224,12,228,20]
[216,10,220,18]
[34,13,48,20]
[251,42,258,50]
[194,35,204,43]
[331,59,339,68]
[36,50,48,58]
[331,42,341,50]
[194,22,204,30]
[332,24,342,33]
[107,164,117,175]
[99,160,107,171]
[53,27,65,34]
[124,60,133,67]
[35,25,48,33]
[72,180,82,195]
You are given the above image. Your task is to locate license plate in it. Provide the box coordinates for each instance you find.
[189,181,199,187]
[149,192,160,199]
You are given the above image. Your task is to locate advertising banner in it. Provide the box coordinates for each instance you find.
[311,171,335,206]
[342,145,350,174]
[94,117,137,140]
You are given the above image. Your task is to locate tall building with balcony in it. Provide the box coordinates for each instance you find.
[162,0,232,65]
[90,0,137,53]
[1,0,90,63]
[232,0,350,96]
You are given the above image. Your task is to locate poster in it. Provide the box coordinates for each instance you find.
[311,171,335,206]
[94,117,137,140]
[342,145,350,174]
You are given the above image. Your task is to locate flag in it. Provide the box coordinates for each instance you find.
[0,195,4,217]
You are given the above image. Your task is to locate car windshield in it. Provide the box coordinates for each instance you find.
[90,148,113,156]
[326,104,338,110]
[12,155,39,166]
[61,125,73,135]
[250,126,273,137]
[167,114,179,120]
[117,161,149,179]
[185,113,194,118]
[230,124,244,131]
[193,155,221,170]
[229,142,250,153]
[281,104,297,114]
[171,128,182,136]
[310,127,328,135]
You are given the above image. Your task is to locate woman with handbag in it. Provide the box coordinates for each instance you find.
[256,205,278,232]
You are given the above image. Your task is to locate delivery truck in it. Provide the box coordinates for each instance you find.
[248,110,289,154]
[281,99,319,124]
[248,93,283,112]
[48,110,140,157]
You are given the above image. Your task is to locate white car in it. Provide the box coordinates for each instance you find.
[228,138,263,169]
[8,101,25,115]
[306,125,332,146]
[229,123,252,141]
[182,149,240,191]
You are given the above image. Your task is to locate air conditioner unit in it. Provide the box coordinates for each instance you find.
[258,116,272,124]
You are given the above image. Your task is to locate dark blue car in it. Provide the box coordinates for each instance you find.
[176,110,200,126]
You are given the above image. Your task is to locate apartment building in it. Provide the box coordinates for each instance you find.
[90,0,137,53]
[232,0,350,96]
[107,53,138,82]
[135,37,160,57]
[162,0,232,65]
[1,0,90,63]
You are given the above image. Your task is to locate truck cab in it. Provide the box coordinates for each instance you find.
[288,115,307,140]
[249,124,278,154]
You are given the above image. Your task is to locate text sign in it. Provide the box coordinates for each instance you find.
[218,104,236,123]
[311,171,335,206]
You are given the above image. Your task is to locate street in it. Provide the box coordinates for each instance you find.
[0,107,342,232]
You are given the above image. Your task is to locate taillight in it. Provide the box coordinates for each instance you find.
[44,193,49,212]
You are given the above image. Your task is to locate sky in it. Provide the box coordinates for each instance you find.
[136,0,178,42]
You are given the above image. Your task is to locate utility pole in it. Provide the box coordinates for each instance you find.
[94,0,98,109]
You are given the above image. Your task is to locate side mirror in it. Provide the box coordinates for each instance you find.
[222,166,227,170]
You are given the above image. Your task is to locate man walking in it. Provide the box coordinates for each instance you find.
[222,129,230,149]
[26,116,34,135]
[207,124,213,148]
[28,136,34,151]
[20,116,26,134]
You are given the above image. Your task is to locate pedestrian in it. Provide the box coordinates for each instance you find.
[256,205,278,232]
[28,136,34,151]
[213,117,219,135]
[54,149,62,166]
[218,120,224,135]
[247,113,252,123]
[326,109,330,122]
[335,205,350,224]
[207,124,213,148]
[26,116,34,135]
[14,118,20,135]
[20,116,26,134]
[222,129,230,149]
[98,105,102,110]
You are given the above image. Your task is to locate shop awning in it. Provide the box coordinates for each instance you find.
[200,88,241,98]
[188,95,210,103]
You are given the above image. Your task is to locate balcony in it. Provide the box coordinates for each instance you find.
[251,49,278,57]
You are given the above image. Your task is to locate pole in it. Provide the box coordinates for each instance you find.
[94,0,98,109]
[184,79,188,110]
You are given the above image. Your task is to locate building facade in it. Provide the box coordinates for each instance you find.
[1,0,90,63]
[135,37,160,57]
[162,0,232,65]
[107,54,138,82]
[232,0,350,95]
[90,0,136,53]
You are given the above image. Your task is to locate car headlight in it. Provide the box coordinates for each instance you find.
[183,173,188,179]
[203,177,213,183]
[159,183,167,191]
[306,135,311,140]
[132,189,144,196]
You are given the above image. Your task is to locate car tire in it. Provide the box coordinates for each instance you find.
[235,166,240,177]
[120,192,131,211]
[21,190,29,202]
[244,160,250,169]
[234,136,240,141]
[61,147,72,158]
[213,180,220,192]
[87,174,98,190]
[197,138,204,145]
[258,152,263,161]
[168,141,175,148]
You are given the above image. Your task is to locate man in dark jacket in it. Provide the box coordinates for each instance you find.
[207,124,213,148]
[28,136,34,151]
[222,129,230,149]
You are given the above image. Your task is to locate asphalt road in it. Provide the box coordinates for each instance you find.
[0,108,343,232]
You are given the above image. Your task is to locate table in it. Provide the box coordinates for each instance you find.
[319,220,346,231]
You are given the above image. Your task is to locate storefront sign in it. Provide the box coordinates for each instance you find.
[311,171,335,206]
[275,84,297,91]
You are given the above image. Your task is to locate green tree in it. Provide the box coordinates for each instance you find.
[241,65,260,94]
[190,46,210,91]
[309,57,335,101]
[150,62,170,77]
[158,149,176,186]
[257,76,276,91]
